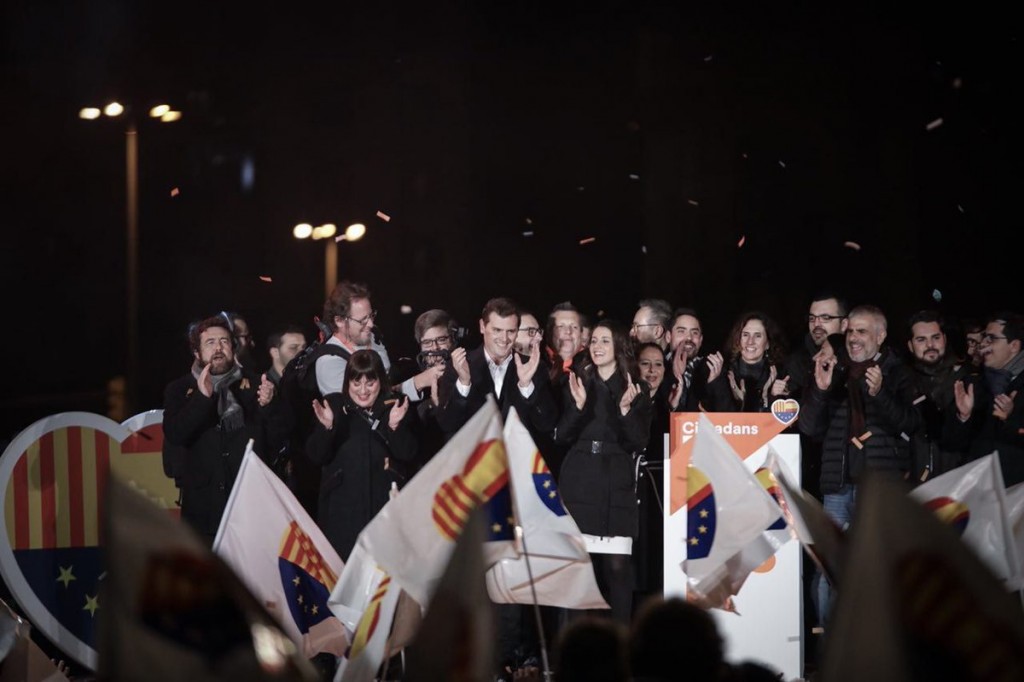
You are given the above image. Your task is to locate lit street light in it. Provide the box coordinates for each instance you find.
[294,222,366,296]
[80,99,181,413]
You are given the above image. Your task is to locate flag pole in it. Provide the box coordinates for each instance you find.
[515,524,552,681]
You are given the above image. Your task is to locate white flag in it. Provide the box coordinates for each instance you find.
[213,443,347,658]
[359,397,517,608]
[1005,481,1024,584]
[485,409,607,609]
[822,474,1024,682]
[909,453,1022,590]
[683,413,786,609]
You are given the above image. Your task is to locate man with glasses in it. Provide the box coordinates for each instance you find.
[515,311,543,356]
[316,280,392,396]
[784,292,850,403]
[630,298,672,352]
[950,312,1024,486]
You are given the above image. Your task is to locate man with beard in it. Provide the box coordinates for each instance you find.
[665,308,723,412]
[163,316,286,545]
[315,281,392,396]
[949,312,1024,486]
[905,311,969,481]
[223,311,257,369]
[265,326,307,386]
[799,304,921,625]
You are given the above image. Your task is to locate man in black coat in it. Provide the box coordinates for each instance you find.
[948,311,1024,486]
[163,316,287,545]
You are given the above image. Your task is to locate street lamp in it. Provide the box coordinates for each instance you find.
[294,222,366,297]
[80,100,182,413]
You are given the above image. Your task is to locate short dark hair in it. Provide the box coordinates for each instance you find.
[481,297,518,323]
[266,326,306,351]
[323,281,371,331]
[989,311,1024,344]
[414,309,452,344]
[809,291,848,317]
[343,349,388,392]
[671,307,702,328]
[629,597,724,681]
[907,310,944,337]
[189,317,233,353]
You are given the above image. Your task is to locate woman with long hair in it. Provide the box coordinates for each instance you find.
[705,311,790,412]
[306,349,416,560]
[555,320,652,623]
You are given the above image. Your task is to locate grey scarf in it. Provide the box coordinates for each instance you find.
[192,361,245,432]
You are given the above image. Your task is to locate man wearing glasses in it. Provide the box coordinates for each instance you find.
[316,280,392,396]
[783,292,850,403]
[630,298,672,352]
[515,311,543,356]
[950,312,1024,486]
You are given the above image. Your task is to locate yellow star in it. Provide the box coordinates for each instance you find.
[492,523,502,533]
[293,576,301,586]
[83,595,99,617]
[699,509,709,518]
[311,605,319,615]
[297,595,304,605]
[506,516,515,525]
[689,537,699,546]
[549,491,557,499]
[57,566,76,588]
[698,525,707,534]
[543,480,551,489]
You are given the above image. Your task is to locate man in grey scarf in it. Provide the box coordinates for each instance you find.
[164,316,287,545]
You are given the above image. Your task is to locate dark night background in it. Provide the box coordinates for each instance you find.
[3,1,1023,439]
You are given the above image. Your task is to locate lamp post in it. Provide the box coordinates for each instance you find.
[80,101,182,412]
[293,222,366,297]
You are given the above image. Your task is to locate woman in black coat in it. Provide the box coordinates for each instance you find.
[555,320,652,623]
[705,311,790,413]
[306,349,417,561]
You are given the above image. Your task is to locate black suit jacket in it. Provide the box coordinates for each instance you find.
[437,347,558,441]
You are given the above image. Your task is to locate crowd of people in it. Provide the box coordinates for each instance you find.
[161,281,1024,680]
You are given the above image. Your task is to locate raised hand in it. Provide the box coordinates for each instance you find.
[994,390,1017,422]
[954,380,974,420]
[568,371,587,410]
[813,355,834,391]
[672,346,689,383]
[412,363,445,392]
[728,370,746,403]
[619,373,642,416]
[389,396,409,429]
[515,336,542,387]
[865,366,883,397]
[451,347,471,386]
[197,363,213,398]
[706,352,724,384]
[312,398,334,430]
[257,373,275,406]
[761,365,778,405]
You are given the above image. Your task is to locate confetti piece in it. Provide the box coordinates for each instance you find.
[577,186,585,192]
[925,117,944,131]
[952,77,963,89]
[259,276,273,283]
[687,199,699,206]
[843,241,862,251]
[741,153,748,159]
[778,160,787,168]
[525,217,533,225]
[335,235,345,242]
[703,54,714,62]
[628,173,640,180]
[375,210,391,222]
[932,289,942,302]
[957,204,964,214]
[641,245,647,254]
[522,231,534,237]
[579,237,596,245]
[737,235,746,248]
[400,305,412,314]
[170,187,180,197]
[913,395,926,405]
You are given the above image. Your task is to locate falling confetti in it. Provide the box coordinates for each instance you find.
[737,235,746,248]
[577,186,585,192]
[641,245,647,254]
[375,210,391,222]
[687,199,699,206]
[170,187,180,197]
[628,174,640,180]
[400,305,412,314]
[703,54,714,62]
[525,217,533,225]
[741,153,749,159]
[259,276,273,283]
[579,237,596,245]
[952,77,963,89]
[925,118,944,131]
[932,289,942,302]
[843,241,862,251]
[522,231,534,237]
[778,160,787,169]
[957,204,965,214]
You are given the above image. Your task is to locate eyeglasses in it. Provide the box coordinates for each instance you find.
[631,323,659,331]
[980,333,1008,343]
[518,327,540,337]
[808,314,846,323]
[420,335,451,350]
[346,311,377,327]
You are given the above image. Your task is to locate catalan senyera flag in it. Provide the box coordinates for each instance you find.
[99,476,317,682]
[821,474,1024,682]
[359,397,518,607]
[213,443,347,658]
[683,413,786,610]
[486,408,606,610]
[909,453,1023,591]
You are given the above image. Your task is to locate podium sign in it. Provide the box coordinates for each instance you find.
[663,412,802,680]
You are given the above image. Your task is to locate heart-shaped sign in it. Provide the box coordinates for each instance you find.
[770,398,800,426]
[0,410,176,670]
